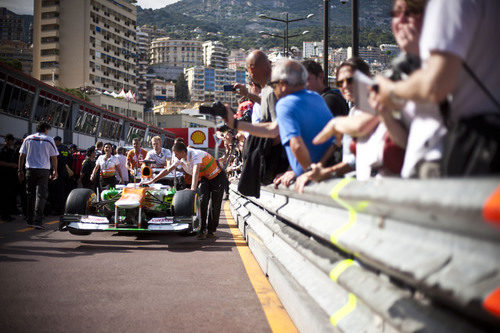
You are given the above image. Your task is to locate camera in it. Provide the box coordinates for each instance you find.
[199,101,228,118]
[223,84,235,92]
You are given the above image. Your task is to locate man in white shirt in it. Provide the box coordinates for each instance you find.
[18,122,59,229]
[145,136,172,168]
[115,147,129,184]
[371,0,500,175]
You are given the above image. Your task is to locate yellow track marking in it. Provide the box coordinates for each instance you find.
[17,227,34,232]
[224,201,297,333]
[46,220,59,225]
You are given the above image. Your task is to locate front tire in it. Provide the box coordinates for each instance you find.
[173,190,198,216]
[62,189,97,235]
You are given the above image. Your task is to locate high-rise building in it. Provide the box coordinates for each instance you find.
[136,25,168,105]
[0,8,24,42]
[202,41,228,69]
[32,0,137,93]
[228,48,246,70]
[150,37,202,68]
[185,66,246,108]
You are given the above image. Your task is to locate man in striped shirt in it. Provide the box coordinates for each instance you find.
[18,122,59,229]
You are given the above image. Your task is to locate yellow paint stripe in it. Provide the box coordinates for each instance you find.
[330,259,355,282]
[46,220,59,225]
[17,227,34,232]
[330,293,357,326]
[330,179,357,242]
[224,201,297,333]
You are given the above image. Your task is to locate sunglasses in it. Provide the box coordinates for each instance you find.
[269,80,284,88]
[389,9,417,18]
[335,76,354,87]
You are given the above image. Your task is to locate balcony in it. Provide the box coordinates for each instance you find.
[41,5,59,13]
[40,54,59,62]
[42,17,59,25]
[40,30,59,38]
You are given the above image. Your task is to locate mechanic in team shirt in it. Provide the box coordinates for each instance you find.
[145,141,226,239]
[90,142,124,190]
[145,136,172,168]
[126,138,148,180]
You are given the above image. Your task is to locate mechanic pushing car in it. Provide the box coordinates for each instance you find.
[144,141,226,239]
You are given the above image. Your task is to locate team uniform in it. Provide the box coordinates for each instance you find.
[171,148,225,234]
[96,154,120,190]
[127,148,148,179]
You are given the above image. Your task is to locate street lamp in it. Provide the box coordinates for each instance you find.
[258,12,314,57]
[323,0,359,86]
[259,30,310,58]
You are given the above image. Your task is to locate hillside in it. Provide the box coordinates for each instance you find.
[137,0,394,50]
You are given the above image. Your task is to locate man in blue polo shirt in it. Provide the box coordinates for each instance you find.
[224,59,334,187]
[18,122,59,229]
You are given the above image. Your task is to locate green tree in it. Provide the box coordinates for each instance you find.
[0,57,22,71]
[175,73,190,102]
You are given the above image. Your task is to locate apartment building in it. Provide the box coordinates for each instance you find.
[136,25,167,105]
[32,0,137,93]
[0,40,32,74]
[151,78,175,103]
[150,37,202,68]
[0,8,25,42]
[184,66,245,108]
[202,41,228,69]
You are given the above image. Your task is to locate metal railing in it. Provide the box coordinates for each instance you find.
[228,177,500,331]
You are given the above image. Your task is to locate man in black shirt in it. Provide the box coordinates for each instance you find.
[0,134,18,221]
[302,60,349,117]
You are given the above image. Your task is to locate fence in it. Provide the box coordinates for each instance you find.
[228,177,500,332]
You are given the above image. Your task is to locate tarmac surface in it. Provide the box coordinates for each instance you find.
[0,203,291,332]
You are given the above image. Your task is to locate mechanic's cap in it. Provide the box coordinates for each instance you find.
[54,136,62,141]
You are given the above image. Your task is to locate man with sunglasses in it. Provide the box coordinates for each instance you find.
[225,59,334,188]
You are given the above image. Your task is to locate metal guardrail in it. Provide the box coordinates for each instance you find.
[228,177,500,332]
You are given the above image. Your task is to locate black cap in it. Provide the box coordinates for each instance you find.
[5,133,14,141]
[54,136,62,141]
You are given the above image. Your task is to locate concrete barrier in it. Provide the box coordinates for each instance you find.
[228,177,500,332]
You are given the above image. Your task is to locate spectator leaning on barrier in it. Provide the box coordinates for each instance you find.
[225,59,334,188]
[370,0,500,176]
[368,0,446,179]
[227,50,289,197]
[145,141,226,239]
[295,58,379,191]
[0,134,19,221]
[18,122,58,229]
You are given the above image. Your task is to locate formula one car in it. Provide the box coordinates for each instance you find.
[59,165,200,235]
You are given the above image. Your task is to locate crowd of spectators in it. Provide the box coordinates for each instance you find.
[220,0,499,196]
[1,0,498,229]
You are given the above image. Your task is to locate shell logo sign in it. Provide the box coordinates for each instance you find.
[188,128,209,148]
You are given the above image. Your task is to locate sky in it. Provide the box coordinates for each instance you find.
[0,0,180,15]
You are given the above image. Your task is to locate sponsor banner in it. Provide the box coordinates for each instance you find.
[81,216,109,224]
[189,128,209,148]
[149,217,174,224]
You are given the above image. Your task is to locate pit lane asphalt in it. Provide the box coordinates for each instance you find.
[0,205,277,332]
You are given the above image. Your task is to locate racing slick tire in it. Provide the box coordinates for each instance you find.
[63,188,97,235]
[173,189,198,217]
